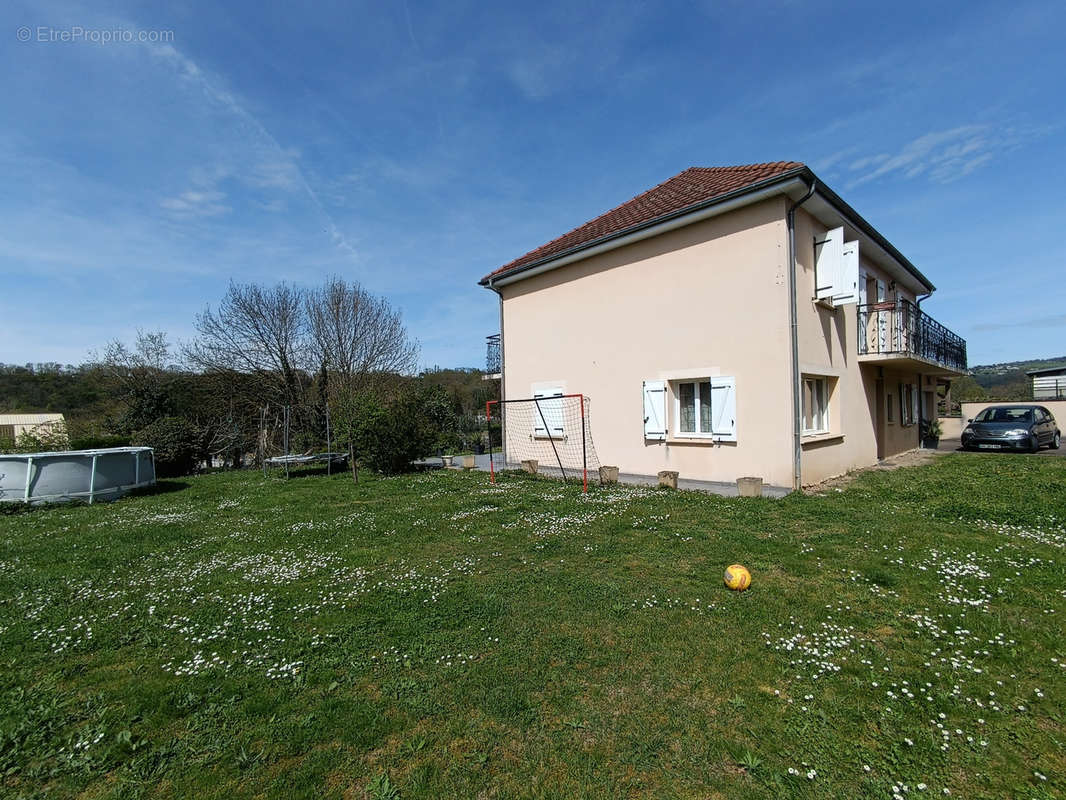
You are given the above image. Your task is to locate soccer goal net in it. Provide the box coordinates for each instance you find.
[486,394,601,492]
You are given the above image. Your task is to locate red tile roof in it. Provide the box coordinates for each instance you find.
[482,161,804,283]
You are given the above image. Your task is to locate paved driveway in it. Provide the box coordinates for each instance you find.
[938,438,1066,458]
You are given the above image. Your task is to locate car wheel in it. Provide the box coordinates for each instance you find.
[1052,432,1061,450]
[1028,434,1040,453]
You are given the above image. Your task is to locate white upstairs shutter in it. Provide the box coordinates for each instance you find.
[833,240,859,304]
[643,380,666,441]
[710,376,737,441]
[814,226,843,300]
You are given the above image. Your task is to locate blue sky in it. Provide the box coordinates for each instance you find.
[2,0,1064,369]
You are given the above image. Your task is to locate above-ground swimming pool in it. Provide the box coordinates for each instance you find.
[0,447,155,504]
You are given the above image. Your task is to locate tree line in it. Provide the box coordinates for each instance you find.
[1,277,498,476]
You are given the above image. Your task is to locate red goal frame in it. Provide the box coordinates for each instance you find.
[486,393,589,493]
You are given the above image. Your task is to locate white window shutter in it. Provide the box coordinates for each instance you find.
[814,227,843,300]
[532,391,548,437]
[911,384,919,425]
[710,376,737,440]
[643,380,666,441]
[833,240,859,304]
[533,385,564,438]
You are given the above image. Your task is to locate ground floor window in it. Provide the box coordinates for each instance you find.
[802,375,831,434]
[898,383,918,426]
[677,380,713,435]
[665,376,737,441]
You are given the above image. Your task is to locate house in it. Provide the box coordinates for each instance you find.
[1026,366,1066,400]
[0,413,66,444]
[479,162,967,491]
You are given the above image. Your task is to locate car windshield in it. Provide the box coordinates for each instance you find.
[975,407,1032,423]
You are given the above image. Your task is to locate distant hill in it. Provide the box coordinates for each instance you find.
[970,356,1066,381]
[953,355,1066,402]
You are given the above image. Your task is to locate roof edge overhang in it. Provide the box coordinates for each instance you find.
[480,166,936,294]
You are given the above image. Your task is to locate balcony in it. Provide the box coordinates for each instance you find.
[857,299,966,374]
[484,333,501,379]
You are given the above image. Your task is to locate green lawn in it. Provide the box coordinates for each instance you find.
[2,455,1064,799]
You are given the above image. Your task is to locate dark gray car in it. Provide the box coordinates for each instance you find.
[961,405,1061,452]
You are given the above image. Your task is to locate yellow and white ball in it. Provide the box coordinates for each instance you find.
[723,564,751,591]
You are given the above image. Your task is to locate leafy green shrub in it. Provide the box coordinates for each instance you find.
[69,434,131,450]
[132,417,201,477]
[9,421,70,454]
[338,384,452,474]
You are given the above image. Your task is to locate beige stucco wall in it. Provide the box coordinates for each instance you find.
[937,416,967,439]
[499,198,796,488]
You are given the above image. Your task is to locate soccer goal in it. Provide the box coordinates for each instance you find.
[486,393,600,492]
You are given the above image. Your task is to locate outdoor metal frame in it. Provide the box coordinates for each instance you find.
[260,403,344,479]
[486,393,589,493]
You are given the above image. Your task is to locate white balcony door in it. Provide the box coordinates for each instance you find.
[858,272,868,353]
[876,279,888,353]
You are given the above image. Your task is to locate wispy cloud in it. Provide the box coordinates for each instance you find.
[973,313,1066,332]
[147,42,357,257]
[507,45,576,101]
[160,189,230,218]
[840,123,1052,188]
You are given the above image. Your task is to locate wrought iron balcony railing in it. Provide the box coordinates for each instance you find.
[485,333,501,374]
[857,299,966,373]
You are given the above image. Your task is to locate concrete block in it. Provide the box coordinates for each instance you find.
[461,455,475,470]
[599,465,619,484]
[521,459,538,474]
[658,470,679,489]
[737,476,763,497]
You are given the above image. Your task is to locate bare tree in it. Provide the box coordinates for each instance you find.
[185,281,310,406]
[182,278,417,475]
[305,277,418,482]
[94,330,176,432]
[98,330,171,374]
[306,276,419,391]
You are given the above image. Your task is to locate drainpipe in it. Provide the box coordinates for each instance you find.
[786,180,816,492]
